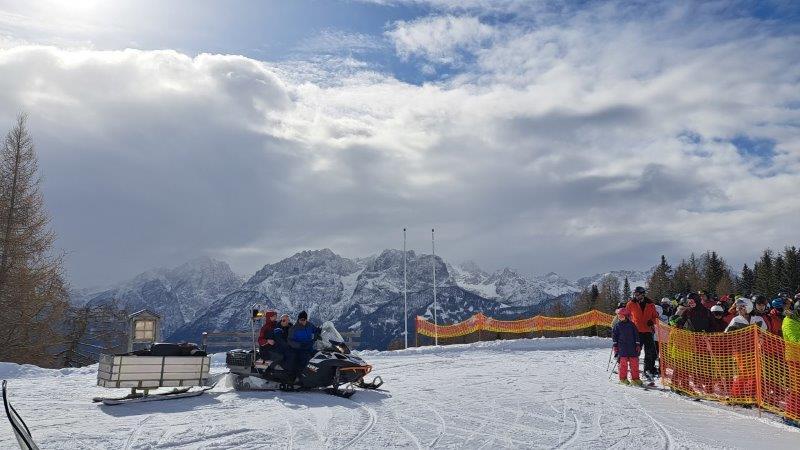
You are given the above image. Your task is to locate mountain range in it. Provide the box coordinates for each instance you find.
[75,249,651,349]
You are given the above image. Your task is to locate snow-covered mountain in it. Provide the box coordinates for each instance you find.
[83,257,243,338]
[81,250,652,350]
[171,250,586,349]
[451,262,581,306]
[575,269,652,291]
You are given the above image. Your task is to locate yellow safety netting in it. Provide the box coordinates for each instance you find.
[415,309,614,338]
[657,322,800,422]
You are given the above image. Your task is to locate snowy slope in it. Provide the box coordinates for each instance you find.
[2,338,798,449]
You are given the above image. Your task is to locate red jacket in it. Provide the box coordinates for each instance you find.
[765,310,784,336]
[258,321,277,347]
[626,298,659,333]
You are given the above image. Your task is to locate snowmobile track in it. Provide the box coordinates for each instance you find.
[426,401,446,448]
[124,415,152,450]
[623,391,674,450]
[337,401,377,449]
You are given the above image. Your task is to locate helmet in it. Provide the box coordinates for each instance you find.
[698,289,708,296]
[710,305,724,313]
[634,286,646,294]
[661,297,671,304]
[771,298,785,309]
[735,298,754,314]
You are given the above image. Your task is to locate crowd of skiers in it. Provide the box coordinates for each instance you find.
[255,310,320,378]
[612,286,800,387]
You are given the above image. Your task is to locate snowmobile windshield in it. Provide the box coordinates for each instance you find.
[315,321,345,351]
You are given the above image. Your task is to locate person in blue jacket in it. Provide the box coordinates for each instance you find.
[612,307,643,386]
[287,310,320,380]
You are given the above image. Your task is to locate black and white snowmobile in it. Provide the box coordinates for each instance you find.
[225,319,383,398]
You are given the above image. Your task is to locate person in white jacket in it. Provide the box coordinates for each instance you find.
[725,297,767,332]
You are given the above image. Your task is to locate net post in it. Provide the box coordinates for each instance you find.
[753,327,763,417]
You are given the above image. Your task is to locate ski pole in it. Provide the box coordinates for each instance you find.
[606,347,614,371]
[608,359,619,380]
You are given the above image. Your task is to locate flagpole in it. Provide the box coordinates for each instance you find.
[432,228,438,346]
[403,228,408,349]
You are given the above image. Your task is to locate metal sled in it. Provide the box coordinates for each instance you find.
[94,354,212,405]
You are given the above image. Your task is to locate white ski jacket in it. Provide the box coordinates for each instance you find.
[724,315,767,332]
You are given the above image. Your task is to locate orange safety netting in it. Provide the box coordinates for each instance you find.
[415,309,614,338]
[657,322,800,422]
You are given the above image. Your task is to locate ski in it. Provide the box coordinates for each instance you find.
[93,386,213,406]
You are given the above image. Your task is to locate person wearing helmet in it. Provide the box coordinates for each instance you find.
[660,297,673,317]
[765,298,786,336]
[612,307,642,386]
[626,286,659,379]
[725,298,767,332]
[709,304,727,332]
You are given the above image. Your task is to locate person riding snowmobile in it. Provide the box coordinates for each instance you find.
[288,310,320,379]
[257,310,279,362]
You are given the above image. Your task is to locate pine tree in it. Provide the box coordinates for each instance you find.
[754,249,776,296]
[784,246,800,294]
[622,276,631,300]
[738,263,755,295]
[774,254,786,295]
[672,255,702,295]
[648,255,672,301]
[702,251,726,295]
[0,114,68,367]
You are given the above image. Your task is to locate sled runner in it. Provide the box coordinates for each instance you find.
[94,343,212,406]
[2,380,39,450]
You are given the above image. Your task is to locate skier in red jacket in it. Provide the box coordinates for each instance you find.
[626,286,660,380]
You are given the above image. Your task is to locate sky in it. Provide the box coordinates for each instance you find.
[0,0,799,287]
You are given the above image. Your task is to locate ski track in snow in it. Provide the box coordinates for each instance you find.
[3,337,800,449]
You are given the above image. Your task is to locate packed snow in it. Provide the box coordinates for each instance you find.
[2,337,798,449]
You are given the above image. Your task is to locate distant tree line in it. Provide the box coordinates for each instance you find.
[646,248,800,303]
[0,114,126,368]
[547,247,800,317]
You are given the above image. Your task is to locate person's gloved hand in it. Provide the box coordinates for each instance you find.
[636,344,642,355]
[613,345,619,358]
[266,339,275,346]
[647,320,654,327]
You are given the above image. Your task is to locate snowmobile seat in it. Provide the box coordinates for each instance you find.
[2,380,39,450]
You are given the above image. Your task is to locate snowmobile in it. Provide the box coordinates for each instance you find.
[225,314,383,398]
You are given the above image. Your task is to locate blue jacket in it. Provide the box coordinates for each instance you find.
[288,321,319,350]
[612,320,641,357]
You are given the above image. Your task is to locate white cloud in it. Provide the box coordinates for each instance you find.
[386,15,495,64]
[0,0,799,286]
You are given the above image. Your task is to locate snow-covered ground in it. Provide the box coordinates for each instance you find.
[2,337,799,449]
